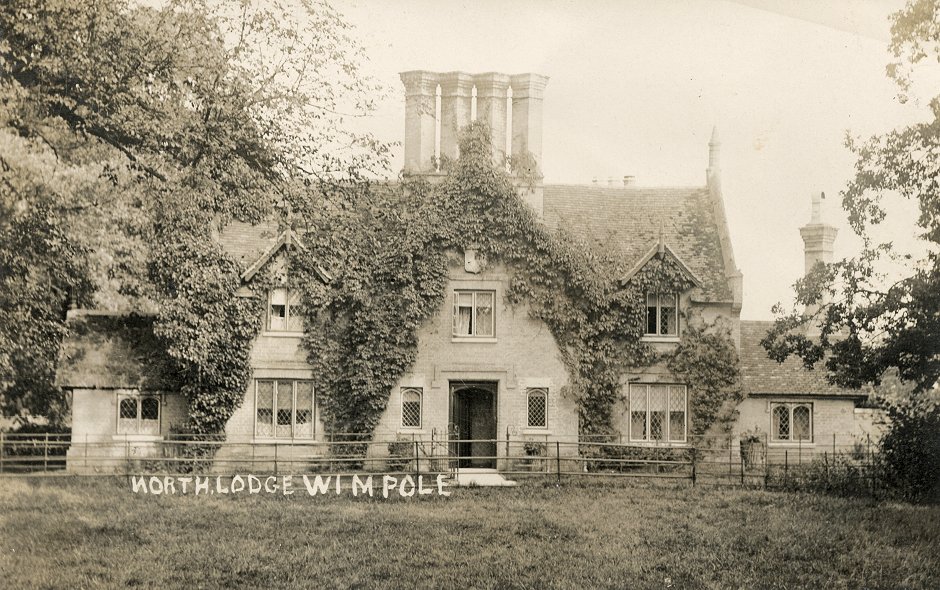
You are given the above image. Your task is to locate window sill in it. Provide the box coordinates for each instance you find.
[625,440,690,447]
[521,429,550,435]
[641,335,680,343]
[451,336,498,344]
[768,441,815,447]
[112,434,162,442]
[262,331,305,338]
[396,429,428,436]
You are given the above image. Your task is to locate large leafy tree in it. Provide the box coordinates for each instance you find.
[763,0,940,396]
[0,0,387,425]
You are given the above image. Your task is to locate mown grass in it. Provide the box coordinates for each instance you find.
[1,477,938,589]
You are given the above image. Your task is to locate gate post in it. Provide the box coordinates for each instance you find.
[414,440,420,480]
[556,441,561,483]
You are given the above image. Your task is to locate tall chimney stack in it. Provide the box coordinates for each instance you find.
[438,72,474,163]
[799,191,838,315]
[474,72,511,164]
[510,73,549,175]
[400,71,438,175]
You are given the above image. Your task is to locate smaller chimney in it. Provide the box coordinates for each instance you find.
[623,175,636,187]
[799,191,838,315]
[607,177,616,187]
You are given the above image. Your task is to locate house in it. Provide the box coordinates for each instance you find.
[58,69,867,474]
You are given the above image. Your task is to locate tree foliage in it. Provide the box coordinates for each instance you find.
[0,0,386,428]
[763,0,940,395]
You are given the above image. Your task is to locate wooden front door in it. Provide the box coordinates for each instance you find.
[449,382,498,468]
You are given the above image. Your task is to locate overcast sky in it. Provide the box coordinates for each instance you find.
[333,0,930,320]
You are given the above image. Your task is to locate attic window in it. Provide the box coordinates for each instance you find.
[645,293,678,337]
[268,288,303,332]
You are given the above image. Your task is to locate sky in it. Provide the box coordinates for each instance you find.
[332,0,932,320]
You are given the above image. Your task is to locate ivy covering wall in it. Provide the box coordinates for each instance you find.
[285,123,743,440]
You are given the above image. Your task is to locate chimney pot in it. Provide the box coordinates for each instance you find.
[623,175,636,187]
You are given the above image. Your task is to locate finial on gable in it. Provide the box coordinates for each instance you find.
[708,125,720,170]
[657,219,665,257]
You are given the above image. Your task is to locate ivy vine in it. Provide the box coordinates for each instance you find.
[291,122,742,439]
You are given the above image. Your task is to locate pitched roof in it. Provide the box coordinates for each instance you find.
[55,312,178,390]
[218,220,281,268]
[739,320,864,398]
[543,185,732,301]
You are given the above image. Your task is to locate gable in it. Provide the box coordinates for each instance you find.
[219,221,330,285]
[621,240,703,288]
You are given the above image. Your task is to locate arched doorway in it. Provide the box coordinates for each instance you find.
[449,382,498,468]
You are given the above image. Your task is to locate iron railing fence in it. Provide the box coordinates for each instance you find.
[0,431,887,497]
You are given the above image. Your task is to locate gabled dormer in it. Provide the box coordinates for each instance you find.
[223,222,331,337]
[621,238,702,342]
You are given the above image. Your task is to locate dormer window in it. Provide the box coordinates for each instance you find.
[645,293,678,337]
[268,288,303,332]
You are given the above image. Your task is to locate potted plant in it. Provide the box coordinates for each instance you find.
[739,427,765,471]
[521,440,547,472]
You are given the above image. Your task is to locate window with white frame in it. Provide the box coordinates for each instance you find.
[255,380,315,438]
[771,402,812,442]
[628,384,687,442]
[453,290,495,337]
[401,388,422,429]
[117,393,161,435]
[645,293,678,337]
[527,388,548,429]
[268,288,303,332]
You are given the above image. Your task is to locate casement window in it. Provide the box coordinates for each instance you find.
[526,388,548,429]
[255,380,315,438]
[453,290,495,338]
[771,403,813,442]
[268,288,303,332]
[401,388,422,429]
[628,384,687,443]
[645,293,678,337]
[117,393,160,435]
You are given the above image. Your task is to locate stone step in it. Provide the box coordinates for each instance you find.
[448,469,517,487]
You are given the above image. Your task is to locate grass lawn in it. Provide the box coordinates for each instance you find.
[1,477,938,589]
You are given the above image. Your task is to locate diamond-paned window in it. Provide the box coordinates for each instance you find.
[527,388,548,429]
[117,393,161,435]
[771,403,812,442]
[401,388,422,428]
[629,384,687,443]
[256,381,275,437]
[668,385,687,442]
[649,385,667,440]
[254,379,315,438]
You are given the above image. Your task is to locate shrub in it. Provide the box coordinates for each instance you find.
[879,398,940,504]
